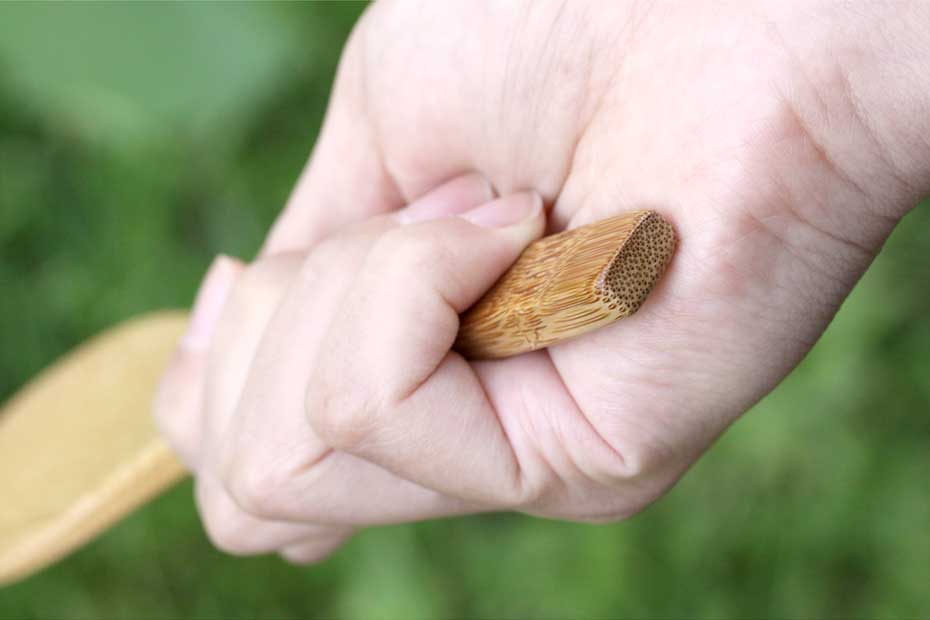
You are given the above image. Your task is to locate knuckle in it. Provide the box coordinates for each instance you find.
[584,444,680,519]
[370,229,445,278]
[201,515,251,556]
[529,432,682,523]
[499,474,547,511]
[224,458,291,521]
[587,422,682,488]
[306,379,380,451]
[198,497,261,556]
[588,445,669,488]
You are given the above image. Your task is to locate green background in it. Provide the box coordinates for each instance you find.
[0,3,927,618]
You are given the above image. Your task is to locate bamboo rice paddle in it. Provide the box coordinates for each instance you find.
[0,210,675,586]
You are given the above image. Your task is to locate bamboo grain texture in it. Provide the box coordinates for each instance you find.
[457,210,676,358]
[0,211,675,586]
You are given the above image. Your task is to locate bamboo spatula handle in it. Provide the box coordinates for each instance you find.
[457,210,675,358]
[0,210,675,585]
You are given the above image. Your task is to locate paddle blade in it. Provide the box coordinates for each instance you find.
[0,311,189,586]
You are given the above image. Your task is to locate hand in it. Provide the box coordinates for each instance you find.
[157,1,930,561]
[157,175,554,561]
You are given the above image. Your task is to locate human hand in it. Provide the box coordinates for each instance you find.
[157,1,930,560]
[157,175,559,561]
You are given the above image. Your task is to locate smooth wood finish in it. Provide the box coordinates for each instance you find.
[0,311,189,586]
[457,210,676,358]
[0,212,675,586]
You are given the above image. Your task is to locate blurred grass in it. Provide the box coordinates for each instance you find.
[0,3,928,618]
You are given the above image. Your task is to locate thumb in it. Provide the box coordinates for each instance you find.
[327,190,544,399]
[306,191,545,504]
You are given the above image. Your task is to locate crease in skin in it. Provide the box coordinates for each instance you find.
[549,4,657,233]
[358,16,406,213]
[468,359,540,508]
[524,353,632,492]
[763,3,926,215]
[373,3,618,219]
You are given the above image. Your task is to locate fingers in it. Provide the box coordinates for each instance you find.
[194,473,342,556]
[154,255,243,469]
[353,191,545,395]
[222,446,479,526]
[393,172,493,224]
[187,173,497,559]
[306,191,546,505]
[191,255,358,555]
[154,255,340,555]
[162,174,532,560]
[154,254,339,555]
[159,183,562,559]
[201,255,304,442]
[216,174,497,526]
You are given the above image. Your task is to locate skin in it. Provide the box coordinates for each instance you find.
[155,0,930,563]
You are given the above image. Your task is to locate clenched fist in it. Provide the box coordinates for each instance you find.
[156,1,930,562]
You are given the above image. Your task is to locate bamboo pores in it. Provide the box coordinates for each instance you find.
[456,210,676,359]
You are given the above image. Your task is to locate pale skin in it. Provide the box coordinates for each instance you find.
[155,1,930,563]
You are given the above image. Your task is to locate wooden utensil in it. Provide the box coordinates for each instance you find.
[0,210,675,586]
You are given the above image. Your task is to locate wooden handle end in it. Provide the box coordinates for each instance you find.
[456,210,676,359]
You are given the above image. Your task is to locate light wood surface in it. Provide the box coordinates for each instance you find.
[0,212,676,586]
[0,311,189,586]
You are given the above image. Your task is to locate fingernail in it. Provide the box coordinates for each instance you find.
[461,191,542,228]
[397,172,495,224]
[182,255,242,350]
